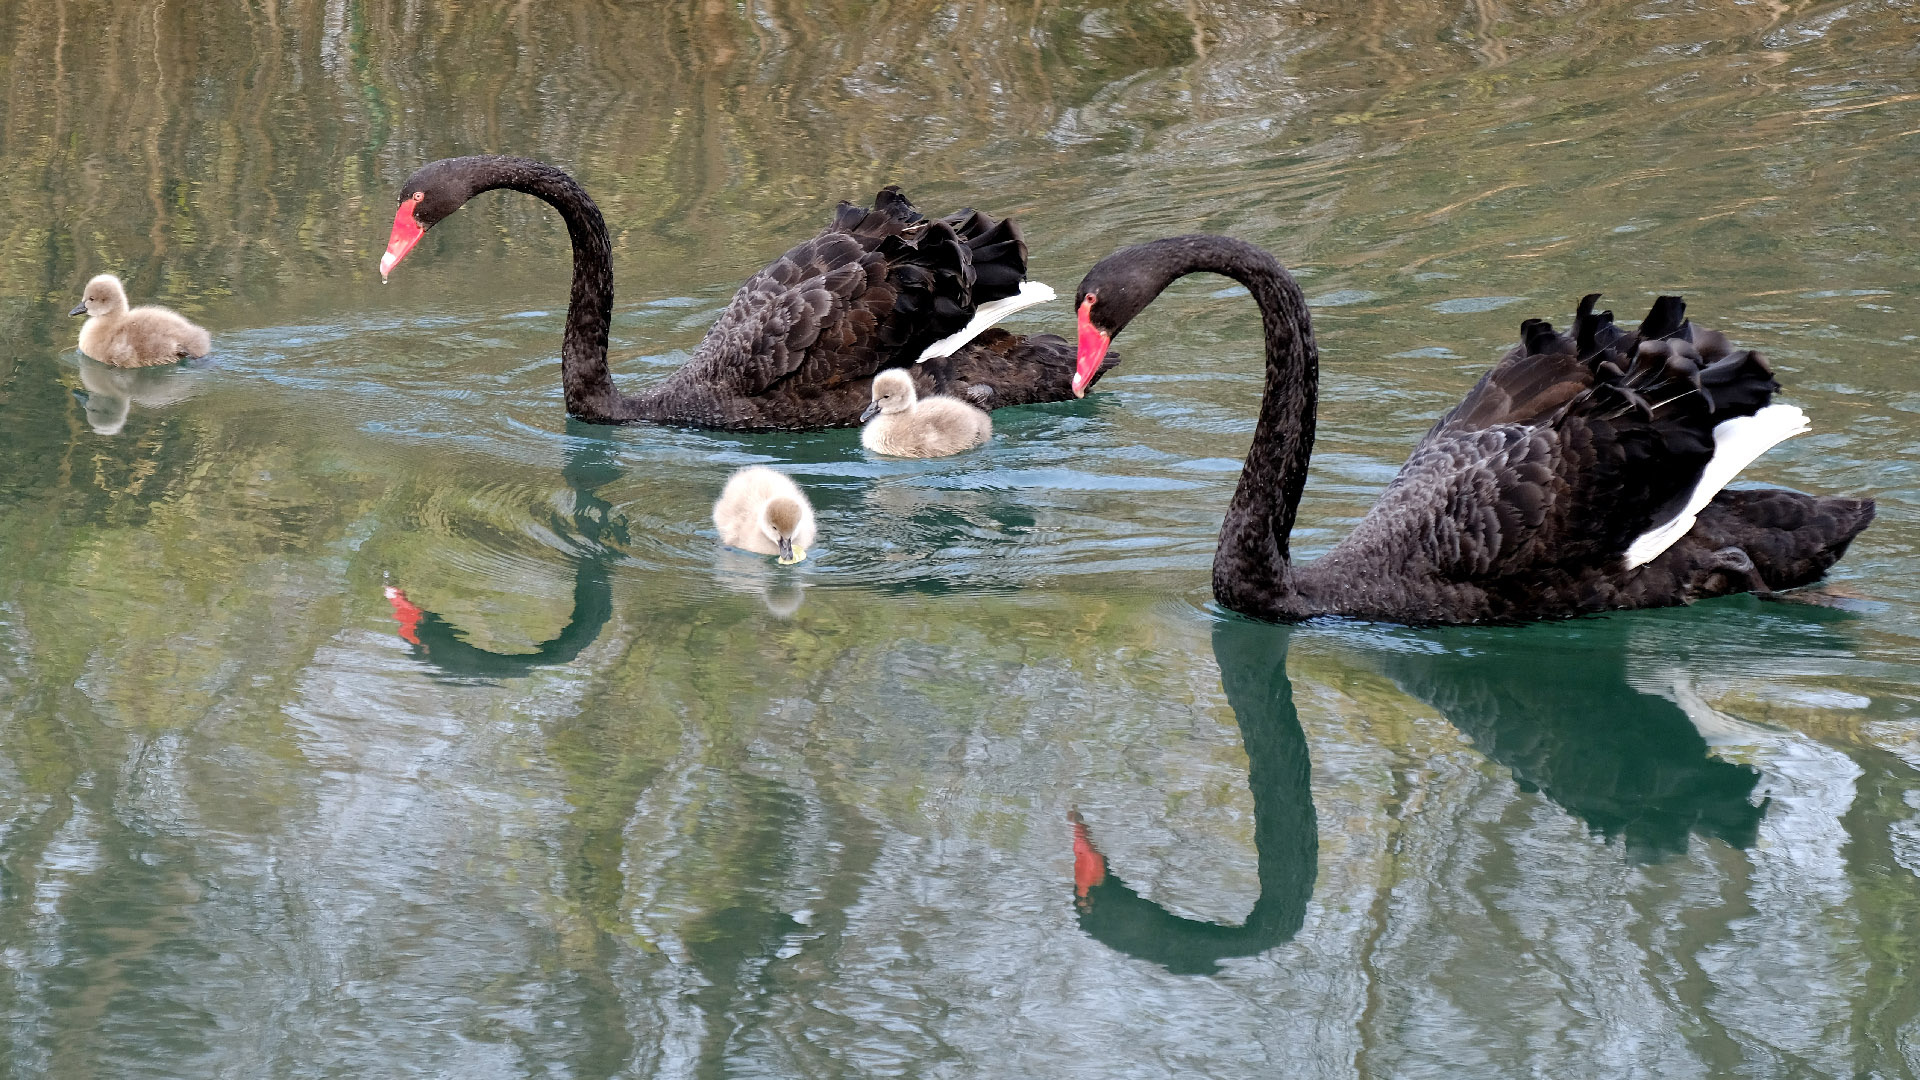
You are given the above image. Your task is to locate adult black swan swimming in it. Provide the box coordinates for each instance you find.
[1071,235,1873,624]
[379,155,1119,430]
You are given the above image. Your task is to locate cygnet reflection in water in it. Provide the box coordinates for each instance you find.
[860,368,992,458]
[712,547,809,618]
[714,465,817,564]
[70,354,212,435]
[70,273,211,367]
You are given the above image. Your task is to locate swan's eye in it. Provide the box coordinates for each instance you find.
[410,191,425,203]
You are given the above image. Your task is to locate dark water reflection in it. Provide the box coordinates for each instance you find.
[3,0,1920,1076]
[384,422,624,678]
[1367,622,1771,857]
[1073,619,1317,976]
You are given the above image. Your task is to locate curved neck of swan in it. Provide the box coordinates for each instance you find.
[466,160,661,423]
[1123,237,1318,613]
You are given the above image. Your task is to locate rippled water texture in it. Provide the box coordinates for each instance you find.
[3,1,1920,1076]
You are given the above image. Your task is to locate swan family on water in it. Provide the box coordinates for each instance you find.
[73,154,1874,625]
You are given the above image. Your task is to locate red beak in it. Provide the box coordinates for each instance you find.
[1073,295,1110,398]
[381,199,425,280]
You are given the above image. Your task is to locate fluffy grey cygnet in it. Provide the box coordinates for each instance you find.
[713,466,817,564]
[70,274,211,367]
[859,369,992,457]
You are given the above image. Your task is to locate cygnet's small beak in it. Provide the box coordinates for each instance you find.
[859,400,881,423]
[69,302,88,317]
[776,537,805,565]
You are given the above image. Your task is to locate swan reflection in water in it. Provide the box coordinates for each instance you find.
[1366,622,1768,857]
[70,354,212,435]
[1072,619,1316,976]
[383,422,625,677]
[1071,617,1771,973]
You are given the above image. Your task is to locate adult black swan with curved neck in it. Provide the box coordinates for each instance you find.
[1071,235,1874,624]
[380,155,1120,430]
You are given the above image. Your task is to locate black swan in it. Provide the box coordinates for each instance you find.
[1071,235,1874,624]
[380,155,1120,430]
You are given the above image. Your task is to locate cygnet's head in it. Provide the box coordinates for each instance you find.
[70,274,130,318]
[860,368,918,422]
[762,496,808,565]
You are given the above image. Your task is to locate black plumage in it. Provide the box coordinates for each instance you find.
[1073,235,1874,625]
[383,156,1118,430]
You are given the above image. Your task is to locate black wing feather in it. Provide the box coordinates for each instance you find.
[1336,295,1783,582]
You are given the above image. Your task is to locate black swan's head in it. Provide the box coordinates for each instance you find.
[1071,242,1182,397]
[381,157,497,280]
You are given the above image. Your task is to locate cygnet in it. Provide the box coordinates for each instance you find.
[713,466,817,564]
[859,368,991,457]
[70,274,211,367]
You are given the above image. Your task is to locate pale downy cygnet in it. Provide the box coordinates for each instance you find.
[713,466,817,564]
[70,274,211,368]
[859,368,992,458]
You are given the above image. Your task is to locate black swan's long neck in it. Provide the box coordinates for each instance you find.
[464,159,669,423]
[1116,237,1320,615]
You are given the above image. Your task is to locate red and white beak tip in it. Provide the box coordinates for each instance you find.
[380,198,425,281]
[1072,296,1109,398]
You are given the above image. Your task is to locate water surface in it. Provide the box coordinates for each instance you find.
[3,1,1920,1076]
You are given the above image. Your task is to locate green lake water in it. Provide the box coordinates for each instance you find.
[3,1,1920,1075]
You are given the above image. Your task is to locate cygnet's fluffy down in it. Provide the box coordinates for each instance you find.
[859,368,991,458]
[70,274,211,368]
[713,466,817,564]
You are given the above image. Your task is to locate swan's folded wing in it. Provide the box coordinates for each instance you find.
[1344,353,1785,584]
[1422,348,1590,441]
[683,233,889,397]
[1379,295,1787,578]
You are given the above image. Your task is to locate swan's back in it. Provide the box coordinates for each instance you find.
[648,188,1088,430]
[1292,295,1872,622]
